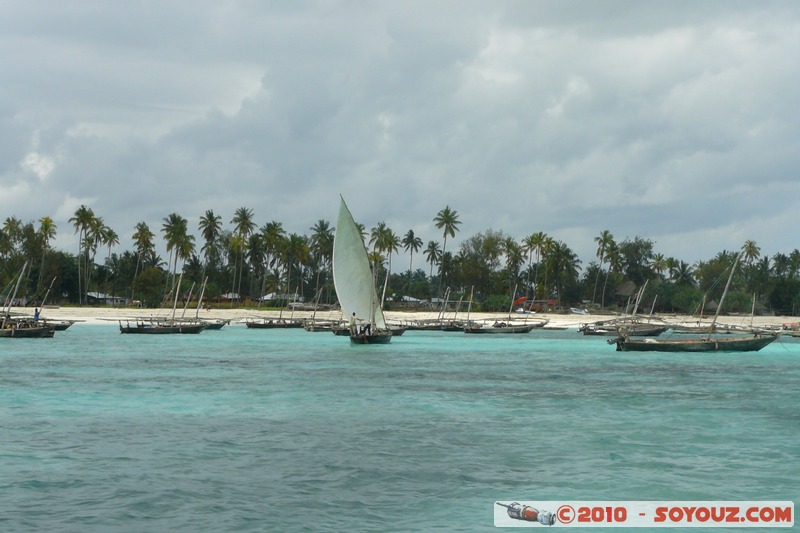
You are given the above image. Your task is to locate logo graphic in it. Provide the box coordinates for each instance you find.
[496,502,556,526]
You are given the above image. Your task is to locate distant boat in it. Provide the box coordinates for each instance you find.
[332,197,392,344]
[1,261,55,339]
[613,334,777,352]
[193,277,228,330]
[614,252,778,352]
[464,322,537,334]
[0,318,54,338]
[304,319,345,332]
[463,319,548,334]
[120,273,206,334]
[580,322,668,337]
[245,317,303,329]
[464,286,549,334]
[119,318,206,334]
[197,318,230,330]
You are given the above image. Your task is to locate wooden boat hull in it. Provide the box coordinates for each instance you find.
[350,331,392,344]
[615,334,778,352]
[120,323,206,334]
[464,324,536,334]
[46,320,75,331]
[582,325,668,336]
[305,321,344,332]
[200,320,228,330]
[0,325,54,338]
[245,320,303,329]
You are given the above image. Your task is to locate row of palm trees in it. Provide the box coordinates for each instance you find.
[4,203,800,314]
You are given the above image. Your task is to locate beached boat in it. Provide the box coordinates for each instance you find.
[614,252,778,352]
[332,197,392,344]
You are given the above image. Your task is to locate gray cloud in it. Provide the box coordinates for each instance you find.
[2,1,800,268]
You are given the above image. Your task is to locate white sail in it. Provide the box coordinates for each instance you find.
[333,196,387,330]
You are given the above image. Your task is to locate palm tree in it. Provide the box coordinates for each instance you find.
[161,213,189,298]
[69,205,95,304]
[521,233,539,298]
[548,241,581,308]
[526,231,548,301]
[789,249,800,280]
[131,222,155,301]
[84,216,108,297]
[370,222,399,306]
[671,260,695,287]
[539,235,555,305]
[602,242,621,307]
[279,233,310,307]
[401,229,423,294]
[504,237,524,296]
[231,207,257,301]
[433,206,461,296]
[742,240,761,265]
[101,226,119,298]
[651,253,668,279]
[246,232,266,296]
[592,230,614,305]
[258,221,286,301]
[198,209,223,274]
[309,219,334,304]
[36,216,57,292]
[423,240,441,280]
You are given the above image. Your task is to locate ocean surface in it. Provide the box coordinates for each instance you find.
[1,324,797,532]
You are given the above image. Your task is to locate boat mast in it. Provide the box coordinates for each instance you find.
[708,252,741,341]
[195,277,208,319]
[40,277,57,309]
[2,261,28,329]
[437,287,450,322]
[171,272,183,324]
[465,286,474,324]
[507,284,518,320]
[370,261,378,328]
[181,282,196,318]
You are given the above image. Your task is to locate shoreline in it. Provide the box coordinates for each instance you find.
[16,306,799,330]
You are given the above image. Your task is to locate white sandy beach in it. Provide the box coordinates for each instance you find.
[19,305,799,331]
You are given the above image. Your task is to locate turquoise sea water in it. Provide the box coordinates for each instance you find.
[1,324,797,531]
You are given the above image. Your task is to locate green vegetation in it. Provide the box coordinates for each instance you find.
[2,209,799,316]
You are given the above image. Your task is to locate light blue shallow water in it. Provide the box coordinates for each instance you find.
[0,324,797,531]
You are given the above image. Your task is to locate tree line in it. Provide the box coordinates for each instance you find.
[2,206,800,316]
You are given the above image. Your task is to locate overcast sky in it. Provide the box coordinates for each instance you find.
[2,1,799,271]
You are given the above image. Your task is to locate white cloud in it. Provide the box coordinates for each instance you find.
[20,151,55,179]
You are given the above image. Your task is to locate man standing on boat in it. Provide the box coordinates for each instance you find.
[349,312,357,335]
